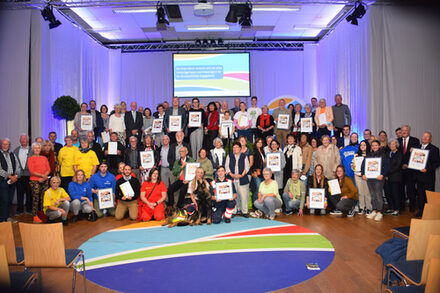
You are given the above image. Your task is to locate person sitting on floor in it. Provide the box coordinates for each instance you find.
[138,167,167,222]
[167,146,195,208]
[306,164,329,215]
[89,161,116,218]
[282,169,306,216]
[115,165,140,220]
[68,169,94,223]
[210,166,236,224]
[329,165,358,217]
[43,176,70,225]
[251,167,282,220]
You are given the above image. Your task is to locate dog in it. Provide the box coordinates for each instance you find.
[162,206,198,228]
[191,182,212,226]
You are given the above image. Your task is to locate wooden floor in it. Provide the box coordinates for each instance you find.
[10,208,413,293]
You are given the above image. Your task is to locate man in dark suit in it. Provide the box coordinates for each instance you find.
[168,131,192,169]
[397,125,420,212]
[163,97,187,144]
[337,125,351,149]
[124,101,143,146]
[414,131,440,217]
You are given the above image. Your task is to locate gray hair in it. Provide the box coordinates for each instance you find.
[162,135,170,140]
[402,125,411,131]
[31,142,41,150]
[321,135,330,142]
[114,104,121,109]
[304,103,312,109]
[291,169,300,175]
[2,138,11,144]
[262,167,273,176]
[19,133,29,140]
[388,139,400,148]
[79,137,89,143]
[213,137,223,146]
[129,136,138,142]
[319,98,326,104]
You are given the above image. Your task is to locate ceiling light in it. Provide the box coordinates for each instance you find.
[187,25,229,31]
[346,1,366,26]
[91,28,121,33]
[225,3,238,23]
[41,4,62,29]
[253,5,301,12]
[239,2,253,28]
[113,7,156,13]
[156,2,169,31]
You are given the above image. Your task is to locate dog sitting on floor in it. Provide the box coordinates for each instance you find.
[190,180,212,226]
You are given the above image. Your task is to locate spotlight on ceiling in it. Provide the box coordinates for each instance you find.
[195,39,202,47]
[41,4,62,29]
[239,2,253,27]
[346,1,366,26]
[225,3,238,23]
[156,2,169,31]
[217,38,224,46]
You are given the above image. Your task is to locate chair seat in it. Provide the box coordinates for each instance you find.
[15,247,24,264]
[65,249,83,267]
[10,270,36,290]
[388,260,424,284]
[387,285,425,293]
[391,226,410,238]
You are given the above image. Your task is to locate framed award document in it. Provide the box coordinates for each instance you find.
[309,188,325,209]
[266,152,281,172]
[151,119,163,133]
[108,141,118,155]
[140,150,155,169]
[215,181,233,200]
[277,114,290,130]
[97,188,114,209]
[408,148,429,171]
[365,157,382,179]
[318,113,327,125]
[185,163,200,181]
[300,117,312,133]
[221,121,233,138]
[238,115,249,128]
[81,115,93,131]
[169,115,182,132]
[188,112,202,127]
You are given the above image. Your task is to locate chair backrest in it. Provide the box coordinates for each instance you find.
[420,235,440,284]
[425,257,440,293]
[0,222,18,265]
[19,223,66,267]
[422,203,440,220]
[0,245,10,288]
[426,190,440,204]
[406,219,440,260]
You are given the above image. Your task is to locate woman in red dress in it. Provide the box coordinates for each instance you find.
[137,167,167,221]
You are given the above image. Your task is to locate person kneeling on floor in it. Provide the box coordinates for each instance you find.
[89,161,116,218]
[44,176,70,225]
[282,169,306,216]
[329,165,358,217]
[138,167,167,222]
[68,169,94,223]
[210,166,236,224]
[115,165,140,220]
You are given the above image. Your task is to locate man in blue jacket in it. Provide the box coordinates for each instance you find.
[89,161,116,218]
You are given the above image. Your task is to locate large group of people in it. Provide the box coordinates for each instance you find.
[0,94,438,225]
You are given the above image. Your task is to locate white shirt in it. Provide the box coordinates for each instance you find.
[132,110,136,122]
[18,146,29,170]
[421,144,428,150]
[344,136,350,147]
[247,107,262,129]
[109,115,126,133]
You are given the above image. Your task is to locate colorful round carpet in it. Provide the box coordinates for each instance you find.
[79,218,334,292]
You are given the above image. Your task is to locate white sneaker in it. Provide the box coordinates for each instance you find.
[274,208,282,214]
[374,212,383,221]
[366,210,377,219]
[250,210,263,218]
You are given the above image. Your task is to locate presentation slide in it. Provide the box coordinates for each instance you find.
[173,53,250,98]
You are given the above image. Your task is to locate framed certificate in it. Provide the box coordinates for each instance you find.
[120,181,135,199]
[81,115,93,131]
[300,117,313,133]
[140,150,155,169]
[188,112,202,127]
[266,152,281,172]
[328,179,341,195]
[97,188,114,209]
[318,113,327,125]
[151,119,163,134]
[169,115,182,132]
[365,157,382,179]
[221,121,233,138]
[277,114,290,130]
[101,131,110,144]
[238,114,249,128]
[108,141,118,155]
[215,181,233,200]
[354,156,364,174]
[309,188,325,209]
[408,148,429,171]
[185,162,200,181]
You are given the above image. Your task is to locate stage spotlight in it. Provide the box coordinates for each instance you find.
[195,39,202,47]
[202,39,209,47]
[346,1,366,25]
[217,38,224,46]
[225,4,238,23]
[239,2,253,27]
[156,2,169,31]
[41,4,62,29]
[208,39,217,47]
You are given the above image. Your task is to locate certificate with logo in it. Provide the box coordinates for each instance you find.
[215,181,233,200]
[266,152,281,172]
[300,117,312,133]
[151,119,163,133]
[188,112,202,127]
[277,114,290,130]
[309,188,325,209]
[408,148,429,171]
[81,115,93,131]
[140,150,155,169]
[169,115,182,132]
[185,163,200,181]
[365,157,381,179]
[97,188,114,209]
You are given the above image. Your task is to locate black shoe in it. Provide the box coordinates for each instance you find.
[284,210,293,215]
[225,218,231,223]
[242,213,249,218]
[71,215,78,224]
[384,209,394,215]
[62,220,69,226]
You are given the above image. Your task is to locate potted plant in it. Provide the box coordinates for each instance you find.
[51,95,80,132]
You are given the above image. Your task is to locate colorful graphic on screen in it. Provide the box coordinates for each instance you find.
[173,53,250,98]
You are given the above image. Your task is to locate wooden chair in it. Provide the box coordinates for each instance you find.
[426,190,440,204]
[18,223,86,293]
[0,222,24,265]
[0,245,36,291]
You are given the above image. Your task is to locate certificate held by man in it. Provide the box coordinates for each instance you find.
[108,141,118,155]
[169,115,182,132]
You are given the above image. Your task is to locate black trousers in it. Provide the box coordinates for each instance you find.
[61,176,73,193]
[16,175,32,213]
[317,127,331,140]
[333,127,343,138]
[416,179,435,213]
[328,195,357,213]
[402,169,417,211]
[167,180,188,208]
[384,180,402,211]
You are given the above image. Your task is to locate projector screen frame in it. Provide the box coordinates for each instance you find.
[172,52,251,99]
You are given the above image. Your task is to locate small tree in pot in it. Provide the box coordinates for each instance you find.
[51,95,80,133]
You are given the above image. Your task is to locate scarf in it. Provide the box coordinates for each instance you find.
[79,146,91,153]
[259,113,270,128]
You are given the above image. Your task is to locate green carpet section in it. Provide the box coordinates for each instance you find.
[86,235,333,268]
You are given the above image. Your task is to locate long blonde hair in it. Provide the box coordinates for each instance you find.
[190,167,209,194]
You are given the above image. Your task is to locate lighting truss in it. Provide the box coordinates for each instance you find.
[108,41,304,53]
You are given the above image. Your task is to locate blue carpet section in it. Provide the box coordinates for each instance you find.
[80,218,290,259]
[83,250,335,293]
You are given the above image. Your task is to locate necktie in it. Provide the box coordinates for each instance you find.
[403,138,407,154]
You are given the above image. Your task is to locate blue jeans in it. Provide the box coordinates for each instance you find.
[0,179,15,222]
[282,192,301,212]
[237,129,252,142]
[250,176,263,204]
